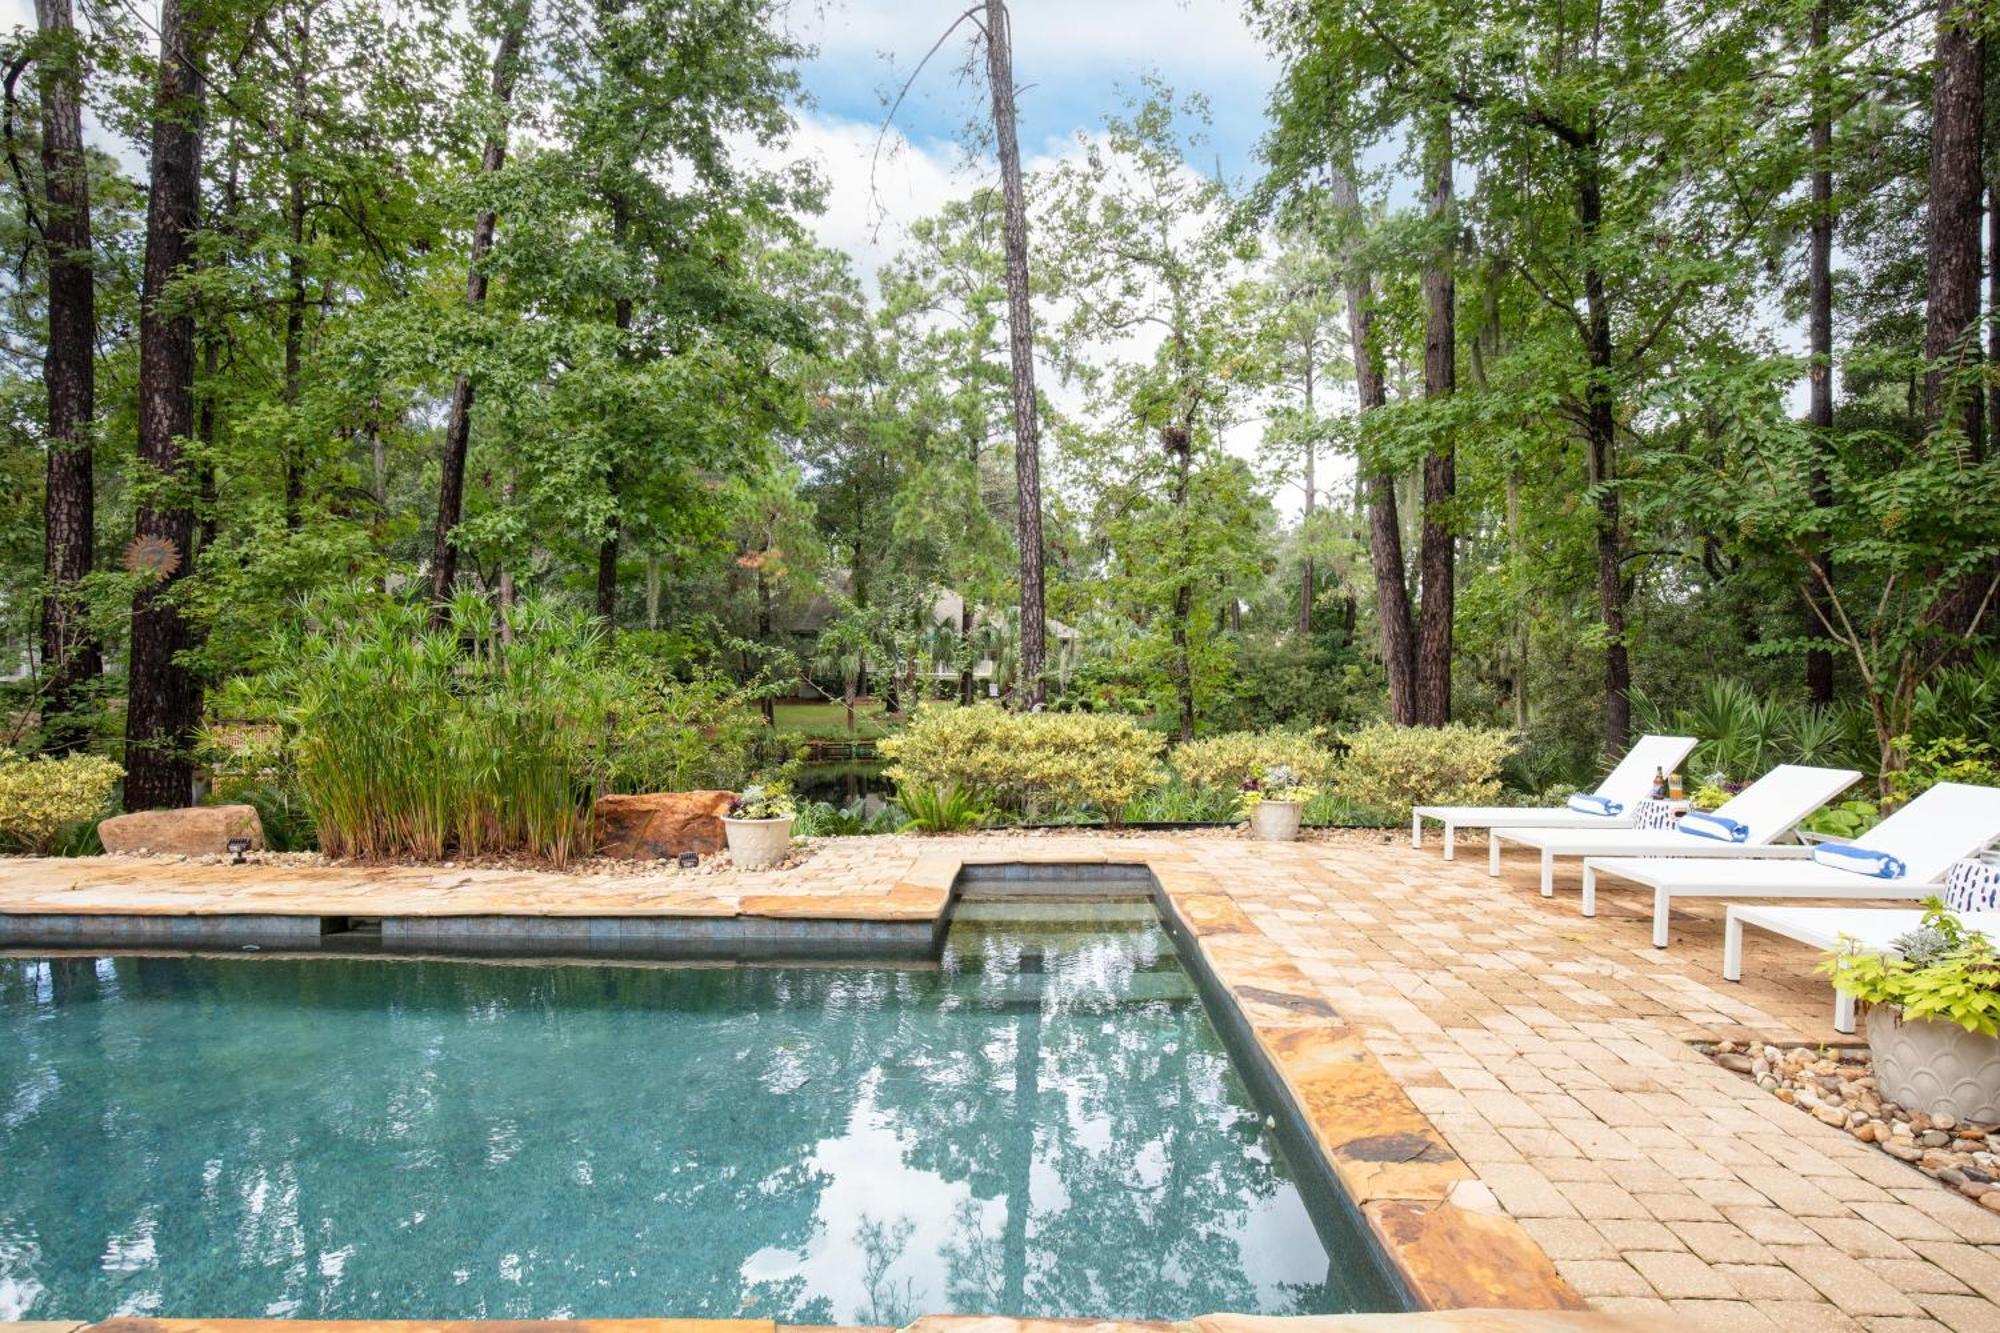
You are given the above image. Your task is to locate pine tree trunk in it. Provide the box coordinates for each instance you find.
[1414,111,1456,726]
[35,0,99,755]
[1330,151,1415,723]
[1166,423,1196,742]
[984,0,1046,708]
[124,0,205,810]
[1924,0,1985,454]
[1579,156,1631,760]
[1804,0,1837,705]
[430,4,526,620]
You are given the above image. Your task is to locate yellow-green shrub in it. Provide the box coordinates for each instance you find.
[880,705,1165,820]
[1333,722,1514,818]
[1171,730,1337,792]
[0,750,123,852]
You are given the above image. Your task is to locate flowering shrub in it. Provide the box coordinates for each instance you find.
[1171,730,1337,792]
[1332,722,1514,818]
[0,750,123,852]
[880,705,1165,821]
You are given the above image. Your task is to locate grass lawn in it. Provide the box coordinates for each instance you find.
[771,699,904,738]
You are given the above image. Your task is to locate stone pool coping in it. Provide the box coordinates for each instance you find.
[22,1313,1664,1332]
[0,845,1585,1317]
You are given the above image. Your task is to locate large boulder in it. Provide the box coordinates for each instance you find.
[595,791,735,859]
[99,804,266,856]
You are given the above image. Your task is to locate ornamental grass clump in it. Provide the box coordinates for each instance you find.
[244,591,767,866]
[0,750,122,853]
[879,704,1164,823]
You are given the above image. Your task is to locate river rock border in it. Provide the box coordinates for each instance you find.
[1706,1038,2000,1210]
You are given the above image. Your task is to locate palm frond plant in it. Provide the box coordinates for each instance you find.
[897,783,988,833]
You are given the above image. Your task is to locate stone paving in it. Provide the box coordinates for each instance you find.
[7,831,2000,1329]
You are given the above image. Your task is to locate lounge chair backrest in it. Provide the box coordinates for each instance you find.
[1857,783,2000,884]
[1594,735,1700,805]
[1706,765,1863,845]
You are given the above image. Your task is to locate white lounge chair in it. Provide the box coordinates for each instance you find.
[1582,782,2000,948]
[1411,734,1698,860]
[1722,904,2000,1033]
[1490,763,1863,896]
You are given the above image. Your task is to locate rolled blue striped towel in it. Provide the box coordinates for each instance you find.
[1678,812,1749,843]
[1811,842,1907,879]
[1566,792,1624,817]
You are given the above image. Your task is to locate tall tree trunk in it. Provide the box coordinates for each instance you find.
[1298,347,1315,636]
[1578,153,1631,759]
[1166,423,1196,741]
[35,0,98,755]
[983,0,1046,708]
[595,188,634,626]
[1804,0,1837,705]
[1414,111,1456,726]
[124,0,206,810]
[429,4,527,622]
[1330,151,1416,722]
[279,11,309,530]
[959,601,975,705]
[1925,0,1985,453]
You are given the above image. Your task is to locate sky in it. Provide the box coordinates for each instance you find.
[776,0,1282,283]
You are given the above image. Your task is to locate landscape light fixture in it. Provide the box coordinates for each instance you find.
[226,837,253,865]
[677,852,700,869]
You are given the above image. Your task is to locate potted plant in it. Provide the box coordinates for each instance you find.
[1822,900,2000,1121]
[1239,765,1319,844]
[723,780,797,870]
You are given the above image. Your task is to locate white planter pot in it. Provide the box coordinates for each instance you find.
[1866,1004,2000,1122]
[1249,800,1304,843]
[723,815,794,870]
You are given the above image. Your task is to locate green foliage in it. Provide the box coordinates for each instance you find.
[896,784,989,833]
[1823,901,2000,1037]
[1689,782,1733,813]
[1120,780,1241,824]
[1800,798,1882,840]
[1886,737,2000,810]
[1633,679,1872,785]
[1333,723,1515,819]
[1170,730,1339,792]
[0,750,123,853]
[729,781,796,821]
[791,797,904,838]
[879,704,1166,822]
[235,591,770,866]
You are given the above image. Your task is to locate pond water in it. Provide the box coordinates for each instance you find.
[0,897,1398,1321]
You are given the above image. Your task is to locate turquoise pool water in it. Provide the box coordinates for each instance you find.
[0,896,1397,1321]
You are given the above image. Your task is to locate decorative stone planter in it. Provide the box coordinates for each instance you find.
[1866,1004,2000,1122]
[1249,800,1304,844]
[722,815,794,870]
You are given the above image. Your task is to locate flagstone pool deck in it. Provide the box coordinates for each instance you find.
[6,831,2000,1330]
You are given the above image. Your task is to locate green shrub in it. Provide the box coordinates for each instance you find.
[1887,736,2000,810]
[1332,722,1514,819]
[880,704,1165,821]
[1170,730,1337,792]
[1122,779,1240,823]
[0,750,123,853]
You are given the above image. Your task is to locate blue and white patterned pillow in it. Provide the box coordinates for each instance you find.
[1945,859,2000,914]
[1632,799,1678,832]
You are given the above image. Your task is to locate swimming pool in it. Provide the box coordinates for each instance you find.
[0,892,1399,1321]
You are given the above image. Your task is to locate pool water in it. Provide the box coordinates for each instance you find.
[0,896,1397,1321]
